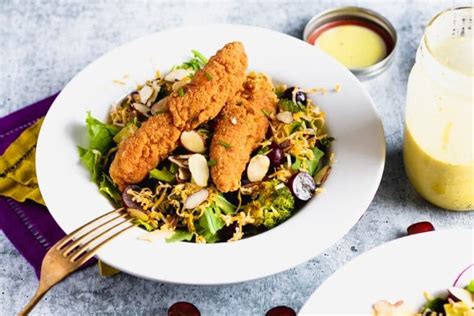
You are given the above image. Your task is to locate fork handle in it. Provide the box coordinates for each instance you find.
[18,287,49,316]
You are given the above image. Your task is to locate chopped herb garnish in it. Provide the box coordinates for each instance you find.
[207,159,217,166]
[191,49,208,64]
[278,98,305,113]
[261,109,271,117]
[218,140,231,148]
[177,87,185,97]
[204,71,213,81]
[467,280,474,293]
[319,136,335,149]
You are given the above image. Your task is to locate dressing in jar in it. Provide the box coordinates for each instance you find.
[404,7,473,211]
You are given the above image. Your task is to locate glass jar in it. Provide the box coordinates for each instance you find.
[403,7,473,211]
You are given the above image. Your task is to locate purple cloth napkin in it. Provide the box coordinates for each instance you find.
[0,94,95,278]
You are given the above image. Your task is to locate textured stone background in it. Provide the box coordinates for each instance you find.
[1,0,472,315]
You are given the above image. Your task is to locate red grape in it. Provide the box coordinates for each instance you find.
[282,87,307,106]
[267,143,283,167]
[266,306,296,316]
[168,301,200,316]
[288,172,316,201]
[122,185,143,210]
[407,221,435,235]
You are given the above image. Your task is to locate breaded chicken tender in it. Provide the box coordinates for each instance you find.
[110,113,181,191]
[168,42,248,130]
[110,42,248,190]
[210,73,277,192]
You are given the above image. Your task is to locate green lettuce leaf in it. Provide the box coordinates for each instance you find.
[78,147,102,182]
[307,147,325,176]
[214,194,235,215]
[98,174,121,206]
[466,279,474,293]
[196,207,225,243]
[135,219,154,232]
[78,113,121,205]
[113,121,137,143]
[85,112,119,153]
[149,167,175,183]
[166,230,194,243]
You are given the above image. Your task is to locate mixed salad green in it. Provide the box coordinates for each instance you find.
[78,51,334,243]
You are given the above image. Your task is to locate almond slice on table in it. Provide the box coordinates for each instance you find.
[247,155,270,182]
[188,154,209,187]
[181,131,205,153]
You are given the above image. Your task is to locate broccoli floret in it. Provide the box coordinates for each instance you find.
[246,180,295,229]
[278,99,305,113]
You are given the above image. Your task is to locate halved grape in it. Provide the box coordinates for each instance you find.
[287,172,316,201]
[122,185,143,210]
[266,306,296,316]
[168,301,200,316]
[267,143,283,168]
[282,87,307,106]
[407,221,435,236]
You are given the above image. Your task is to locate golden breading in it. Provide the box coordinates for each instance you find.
[210,73,277,192]
[110,42,248,190]
[168,42,248,130]
[109,113,181,191]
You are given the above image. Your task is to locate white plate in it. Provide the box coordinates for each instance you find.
[36,24,385,284]
[300,229,474,314]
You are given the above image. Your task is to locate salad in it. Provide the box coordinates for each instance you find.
[78,46,333,243]
[373,277,474,316]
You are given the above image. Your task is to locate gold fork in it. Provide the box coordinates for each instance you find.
[19,208,135,315]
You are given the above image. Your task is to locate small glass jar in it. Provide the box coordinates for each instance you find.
[403,7,473,211]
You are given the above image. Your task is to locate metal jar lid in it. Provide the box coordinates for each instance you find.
[303,6,397,80]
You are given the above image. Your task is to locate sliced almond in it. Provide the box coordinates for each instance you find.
[314,166,331,185]
[240,182,263,195]
[146,83,161,106]
[132,102,150,117]
[183,189,209,209]
[180,130,205,153]
[131,92,141,103]
[151,96,169,115]
[172,77,191,91]
[276,111,293,124]
[188,154,209,187]
[247,155,270,182]
[177,167,191,182]
[138,85,154,104]
[168,156,188,168]
[165,68,192,82]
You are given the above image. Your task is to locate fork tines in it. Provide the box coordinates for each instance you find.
[55,208,134,265]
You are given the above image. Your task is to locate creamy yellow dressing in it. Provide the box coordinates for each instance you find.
[315,25,387,68]
[404,35,474,211]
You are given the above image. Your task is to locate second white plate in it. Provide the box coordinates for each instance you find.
[300,229,474,314]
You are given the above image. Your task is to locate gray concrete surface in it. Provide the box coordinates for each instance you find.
[1,0,473,315]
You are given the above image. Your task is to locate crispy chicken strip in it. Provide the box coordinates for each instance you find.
[110,42,248,190]
[110,113,181,191]
[168,42,248,130]
[210,73,277,192]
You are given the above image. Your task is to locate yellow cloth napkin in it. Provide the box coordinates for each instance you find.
[0,118,45,205]
[0,118,120,277]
